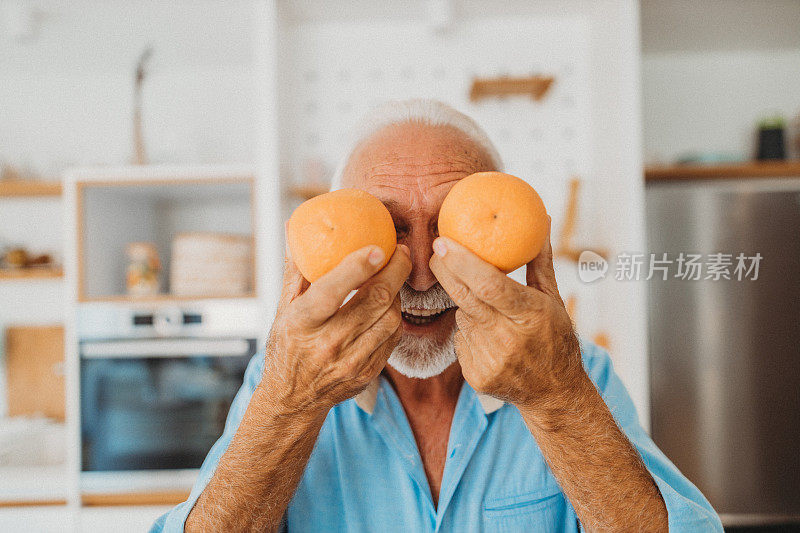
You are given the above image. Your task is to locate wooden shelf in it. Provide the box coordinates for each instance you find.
[78,292,257,303]
[0,266,63,280]
[0,180,62,197]
[82,489,190,507]
[0,499,67,508]
[469,75,555,102]
[288,184,329,200]
[645,160,800,182]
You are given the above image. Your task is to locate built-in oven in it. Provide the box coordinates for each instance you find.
[80,337,253,472]
[77,302,263,493]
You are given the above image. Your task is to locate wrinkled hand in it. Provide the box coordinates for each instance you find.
[263,244,412,414]
[429,220,583,409]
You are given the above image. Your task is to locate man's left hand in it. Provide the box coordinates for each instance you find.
[429,220,584,409]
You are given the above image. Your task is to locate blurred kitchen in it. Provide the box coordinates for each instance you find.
[0,0,797,531]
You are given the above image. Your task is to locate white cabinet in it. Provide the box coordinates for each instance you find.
[0,507,74,533]
[78,506,172,533]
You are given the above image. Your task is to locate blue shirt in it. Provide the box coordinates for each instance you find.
[152,341,722,532]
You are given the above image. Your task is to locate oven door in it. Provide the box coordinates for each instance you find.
[80,337,255,473]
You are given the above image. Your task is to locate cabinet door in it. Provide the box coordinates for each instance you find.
[0,506,73,532]
[5,325,65,421]
[80,506,173,532]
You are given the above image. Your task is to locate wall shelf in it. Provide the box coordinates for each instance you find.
[0,266,63,280]
[78,292,257,304]
[81,490,190,507]
[645,160,800,181]
[0,181,62,197]
[288,184,329,200]
[469,75,555,102]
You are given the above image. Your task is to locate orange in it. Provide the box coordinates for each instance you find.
[438,171,548,272]
[287,188,396,282]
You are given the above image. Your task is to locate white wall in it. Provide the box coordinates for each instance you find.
[278,0,649,421]
[0,0,257,176]
[0,0,260,416]
[641,0,800,164]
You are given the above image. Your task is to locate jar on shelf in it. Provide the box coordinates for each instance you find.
[125,242,160,296]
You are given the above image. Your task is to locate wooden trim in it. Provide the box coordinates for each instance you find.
[645,160,800,181]
[0,499,67,508]
[249,177,257,297]
[172,232,251,242]
[469,75,555,102]
[288,184,329,200]
[81,490,190,507]
[0,266,63,280]
[76,176,253,189]
[65,164,253,183]
[76,180,86,301]
[553,177,608,262]
[0,180,62,197]
[79,292,258,303]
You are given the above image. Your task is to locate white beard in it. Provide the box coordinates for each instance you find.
[389,283,458,379]
[388,327,457,379]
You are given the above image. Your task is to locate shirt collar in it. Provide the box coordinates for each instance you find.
[353,378,504,415]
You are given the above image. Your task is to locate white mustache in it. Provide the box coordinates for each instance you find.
[399,283,456,312]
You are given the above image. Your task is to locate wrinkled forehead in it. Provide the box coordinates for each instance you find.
[341,122,495,214]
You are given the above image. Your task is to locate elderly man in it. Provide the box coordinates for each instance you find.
[153,100,721,532]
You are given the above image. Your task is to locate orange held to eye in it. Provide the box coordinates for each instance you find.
[287,188,397,282]
[438,171,548,272]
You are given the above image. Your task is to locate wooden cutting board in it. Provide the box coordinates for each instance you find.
[5,325,65,421]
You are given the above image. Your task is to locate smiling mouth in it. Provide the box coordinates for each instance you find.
[401,307,454,326]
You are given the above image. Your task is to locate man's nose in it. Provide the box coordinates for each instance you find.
[405,236,438,292]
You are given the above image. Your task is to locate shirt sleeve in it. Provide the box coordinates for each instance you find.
[149,349,271,533]
[581,341,723,533]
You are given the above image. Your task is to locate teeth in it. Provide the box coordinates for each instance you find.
[401,306,454,326]
[401,307,448,317]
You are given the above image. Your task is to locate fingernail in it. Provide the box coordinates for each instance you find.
[433,238,447,257]
[368,248,385,266]
[398,244,410,256]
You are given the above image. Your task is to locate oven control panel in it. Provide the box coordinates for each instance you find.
[76,300,264,340]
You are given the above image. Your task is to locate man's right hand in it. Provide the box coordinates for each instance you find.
[262,243,412,414]
[186,244,410,532]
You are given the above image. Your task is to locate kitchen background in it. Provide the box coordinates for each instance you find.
[0,0,798,531]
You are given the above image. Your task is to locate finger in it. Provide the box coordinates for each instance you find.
[280,257,308,306]
[431,237,530,318]
[293,245,389,327]
[336,245,412,341]
[362,324,402,381]
[430,253,496,324]
[278,229,308,310]
[345,294,402,370]
[453,326,476,380]
[526,217,562,302]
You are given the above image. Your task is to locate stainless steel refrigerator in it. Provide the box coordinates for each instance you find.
[646,179,800,526]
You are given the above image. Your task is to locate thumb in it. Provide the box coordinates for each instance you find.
[279,223,308,309]
[526,216,561,302]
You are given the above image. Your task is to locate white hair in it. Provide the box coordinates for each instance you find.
[330,98,503,190]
